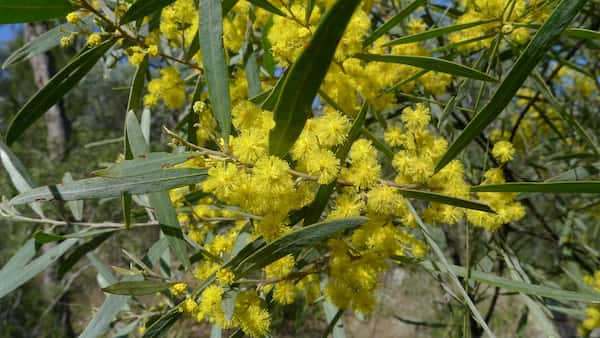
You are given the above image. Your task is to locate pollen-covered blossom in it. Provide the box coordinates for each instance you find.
[467,168,525,231]
[170,282,187,297]
[144,66,186,109]
[492,140,516,163]
[87,33,102,47]
[160,0,198,45]
[579,272,600,337]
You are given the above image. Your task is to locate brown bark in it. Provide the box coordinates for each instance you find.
[24,23,71,161]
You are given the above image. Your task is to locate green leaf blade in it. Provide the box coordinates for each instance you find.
[471,181,600,194]
[354,54,497,82]
[6,39,115,145]
[268,0,362,157]
[199,0,231,145]
[435,0,587,172]
[229,217,367,276]
[10,168,208,205]
[102,280,174,296]
[120,0,176,24]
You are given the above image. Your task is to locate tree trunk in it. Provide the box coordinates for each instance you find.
[24,23,71,161]
[24,23,75,337]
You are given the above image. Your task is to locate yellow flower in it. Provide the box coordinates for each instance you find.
[492,141,516,163]
[216,268,236,286]
[87,33,102,47]
[170,282,187,296]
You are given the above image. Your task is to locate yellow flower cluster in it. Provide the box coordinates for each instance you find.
[144,66,186,109]
[492,140,516,163]
[467,168,525,231]
[160,0,197,45]
[579,272,600,337]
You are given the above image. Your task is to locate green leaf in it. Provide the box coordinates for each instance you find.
[94,152,199,178]
[261,16,276,76]
[10,168,208,205]
[79,287,134,338]
[63,172,83,220]
[58,232,113,278]
[471,181,600,194]
[0,138,44,217]
[0,0,74,23]
[384,19,497,46]
[142,309,181,338]
[120,0,176,24]
[322,301,345,338]
[353,54,497,82]
[564,28,600,40]
[363,0,425,46]
[0,238,78,298]
[125,113,190,269]
[547,162,600,181]
[268,0,362,157]
[247,0,286,17]
[210,325,222,338]
[0,239,36,277]
[228,217,367,276]
[244,48,262,98]
[127,56,148,115]
[79,275,143,338]
[6,39,115,145]
[443,264,600,302]
[148,192,190,269]
[102,280,174,296]
[126,111,150,156]
[222,0,238,15]
[407,202,494,337]
[260,70,288,110]
[2,23,75,68]
[199,0,231,145]
[396,189,493,212]
[435,0,587,172]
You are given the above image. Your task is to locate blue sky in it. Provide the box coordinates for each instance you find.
[0,24,20,43]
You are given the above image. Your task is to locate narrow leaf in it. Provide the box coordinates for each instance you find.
[2,23,75,68]
[63,172,83,220]
[94,152,199,178]
[472,181,600,194]
[120,0,176,24]
[408,202,495,337]
[269,0,362,157]
[126,113,190,269]
[564,28,600,40]
[0,138,44,217]
[354,53,497,82]
[6,39,115,144]
[11,168,207,205]
[0,239,36,276]
[102,280,174,296]
[384,19,497,46]
[0,239,78,298]
[363,0,426,46]
[229,217,367,276]
[397,189,493,212]
[199,0,231,144]
[142,309,181,338]
[435,0,587,172]
[58,232,113,278]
